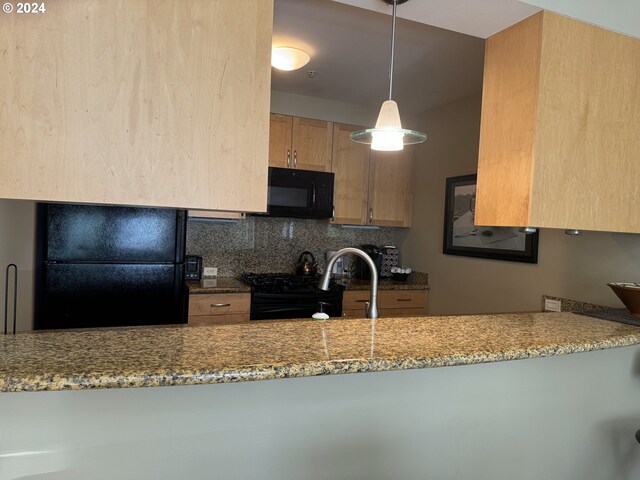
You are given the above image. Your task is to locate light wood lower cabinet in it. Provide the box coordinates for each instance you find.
[188,293,250,325]
[342,289,428,318]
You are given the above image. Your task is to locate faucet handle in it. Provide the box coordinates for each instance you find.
[365,301,370,318]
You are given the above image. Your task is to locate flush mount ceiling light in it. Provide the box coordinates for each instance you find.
[351,0,427,151]
[271,46,311,71]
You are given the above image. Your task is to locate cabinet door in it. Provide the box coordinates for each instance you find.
[292,117,333,172]
[269,114,293,168]
[379,290,427,311]
[330,123,370,225]
[368,149,414,227]
[0,0,272,212]
[188,293,250,317]
[476,11,640,233]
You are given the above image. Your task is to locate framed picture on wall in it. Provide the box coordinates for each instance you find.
[443,174,539,263]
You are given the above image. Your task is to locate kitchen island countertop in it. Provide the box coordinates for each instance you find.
[1,312,639,392]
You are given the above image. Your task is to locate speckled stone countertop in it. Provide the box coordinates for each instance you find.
[187,272,429,295]
[186,277,250,294]
[2,312,639,392]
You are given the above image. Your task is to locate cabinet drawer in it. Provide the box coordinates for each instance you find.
[379,290,426,309]
[188,293,250,316]
[343,290,371,310]
[188,313,250,325]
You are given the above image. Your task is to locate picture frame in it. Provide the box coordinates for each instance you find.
[443,174,539,263]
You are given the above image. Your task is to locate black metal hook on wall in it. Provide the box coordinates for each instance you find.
[4,264,17,335]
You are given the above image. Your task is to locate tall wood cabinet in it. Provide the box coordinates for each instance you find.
[331,123,413,227]
[268,114,333,172]
[476,11,640,233]
[0,0,272,212]
[368,150,413,227]
[330,123,370,225]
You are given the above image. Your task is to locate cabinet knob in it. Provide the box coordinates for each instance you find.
[369,209,373,223]
[293,150,298,168]
[286,150,291,168]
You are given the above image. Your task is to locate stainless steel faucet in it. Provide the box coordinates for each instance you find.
[319,247,379,319]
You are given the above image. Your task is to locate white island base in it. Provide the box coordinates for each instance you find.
[2,345,640,479]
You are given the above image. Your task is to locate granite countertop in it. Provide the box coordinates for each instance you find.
[186,277,250,294]
[2,312,639,392]
[187,272,429,295]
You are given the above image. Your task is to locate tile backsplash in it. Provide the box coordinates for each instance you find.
[186,216,396,276]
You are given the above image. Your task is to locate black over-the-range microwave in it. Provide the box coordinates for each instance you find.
[254,167,335,219]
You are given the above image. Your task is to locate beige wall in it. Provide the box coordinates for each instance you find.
[271,90,378,126]
[0,199,35,331]
[397,92,640,314]
[271,90,420,131]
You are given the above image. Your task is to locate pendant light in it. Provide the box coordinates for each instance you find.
[351,0,427,151]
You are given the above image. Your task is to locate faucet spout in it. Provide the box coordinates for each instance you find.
[320,247,379,319]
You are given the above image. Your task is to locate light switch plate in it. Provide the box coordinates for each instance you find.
[203,267,218,277]
[544,299,562,312]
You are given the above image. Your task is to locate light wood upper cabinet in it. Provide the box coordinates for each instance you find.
[368,149,413,228]
[476,11,640,233]
[268,114,294,169]
[269,114,333,172]
[331,123,370,225]
[331,123,413,227]
[0,0,272,212]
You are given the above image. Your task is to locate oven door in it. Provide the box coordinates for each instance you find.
[263,167,334,219]
[250,290,343,320]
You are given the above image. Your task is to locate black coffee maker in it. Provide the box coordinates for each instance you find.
[353,244,382,280]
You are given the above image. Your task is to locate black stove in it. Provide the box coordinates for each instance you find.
[238,273,344,320]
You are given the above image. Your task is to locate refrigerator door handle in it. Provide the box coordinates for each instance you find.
[4,264,17,335]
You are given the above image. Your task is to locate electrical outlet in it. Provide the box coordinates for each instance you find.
[203,267,218,277]
[544,299,562,312]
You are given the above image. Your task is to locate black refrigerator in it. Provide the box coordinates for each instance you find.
[34,203,187,330]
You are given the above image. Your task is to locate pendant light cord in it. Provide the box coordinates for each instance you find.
[388,0,397,100]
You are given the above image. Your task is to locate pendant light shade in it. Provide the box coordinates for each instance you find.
[351,0,426,150]
[352,100,427,151]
